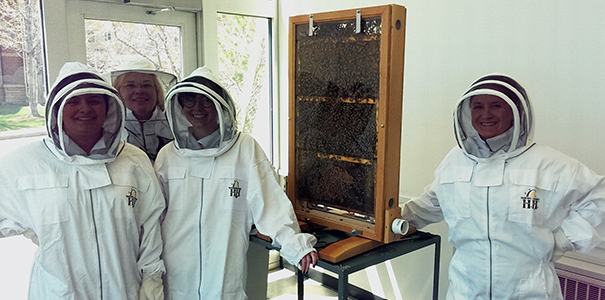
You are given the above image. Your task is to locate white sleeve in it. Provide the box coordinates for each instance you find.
[247,159,316,266]
[134,158,166,276]
[401,180,444,229]
[558,163,605,252]
[0,156,34,239]
[0,218,28,238]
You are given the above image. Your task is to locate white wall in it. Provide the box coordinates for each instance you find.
[278,1,605,299]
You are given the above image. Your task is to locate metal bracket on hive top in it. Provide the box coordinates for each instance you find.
[355,10,362,34]
[308,15,314,36]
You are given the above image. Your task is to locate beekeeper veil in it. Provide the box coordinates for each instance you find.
[45,62,124,161]
[454,74,534,159]
[164,66,238,157]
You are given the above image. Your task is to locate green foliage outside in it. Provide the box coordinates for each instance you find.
[0,104,45,131]
[217,13,268,134]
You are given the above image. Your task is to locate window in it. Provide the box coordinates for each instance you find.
[217,13,273,160]
[0,0,46,118]
[84,19,182,77]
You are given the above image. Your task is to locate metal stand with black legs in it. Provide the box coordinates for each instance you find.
[252,231,441,300]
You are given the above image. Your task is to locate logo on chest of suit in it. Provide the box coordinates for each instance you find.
[127,188,138,208]
[521,189,540,210]
[229,181,241,198]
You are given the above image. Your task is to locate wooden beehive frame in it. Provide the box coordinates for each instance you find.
[288,4,406,255]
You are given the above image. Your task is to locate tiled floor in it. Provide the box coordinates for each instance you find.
[266,268,339,300]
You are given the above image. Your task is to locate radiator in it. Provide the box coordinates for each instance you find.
[557,268,605,300]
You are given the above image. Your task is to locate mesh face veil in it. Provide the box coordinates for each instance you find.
[453,74,534,159]
[164,66,239,157]
[46,62,125,160]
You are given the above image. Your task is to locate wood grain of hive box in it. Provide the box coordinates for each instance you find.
[287,4,407,262]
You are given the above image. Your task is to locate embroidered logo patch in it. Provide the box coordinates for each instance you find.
[229,181,241,198]
[521,189,540,210]
[127,188,138,208]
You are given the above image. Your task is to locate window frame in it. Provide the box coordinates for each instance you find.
[43,0,201,83]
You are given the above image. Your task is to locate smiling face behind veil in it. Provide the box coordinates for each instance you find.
[164,66,239,157]
[454,74,534,159]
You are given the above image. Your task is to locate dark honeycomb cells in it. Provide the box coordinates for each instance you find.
[296,99,377,159]
[294,17,381,160]
[295,36,381,99]
[293,17,382,216]
[294,97,377,215]
[295,18,382,99]
[296,150,376,215]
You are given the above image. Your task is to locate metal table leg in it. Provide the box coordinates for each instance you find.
[297,268,304,300]
[338,271,349,300]
[432,235,441,300]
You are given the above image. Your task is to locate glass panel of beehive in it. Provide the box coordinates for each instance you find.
[294,16,381,215]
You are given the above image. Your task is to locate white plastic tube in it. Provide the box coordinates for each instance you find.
[391,218,409,235]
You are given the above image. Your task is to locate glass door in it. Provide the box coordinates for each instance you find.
[76,1,198,79]
[46,0,199,80]
[84,19,183,79]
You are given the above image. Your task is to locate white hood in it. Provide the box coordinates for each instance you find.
[454,73,535,159]
[45,62,125,164]
[164,66,239,157]
[108,58,178,92]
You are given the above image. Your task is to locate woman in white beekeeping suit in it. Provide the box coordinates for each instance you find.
[155,66,318,300]
[0,62,166,300]
[110,59,178,161]
[400,74,605,299]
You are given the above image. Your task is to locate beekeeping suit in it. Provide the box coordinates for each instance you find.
[402,74,605,299]
[155,66,316,300]
[0,62,165,300]
[123,107,174,161]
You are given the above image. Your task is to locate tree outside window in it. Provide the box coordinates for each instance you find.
[217,13,272,160]
[0,0,45,118]
[85,19,182,79]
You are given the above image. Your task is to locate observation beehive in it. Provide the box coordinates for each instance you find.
[288,5,406,260]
